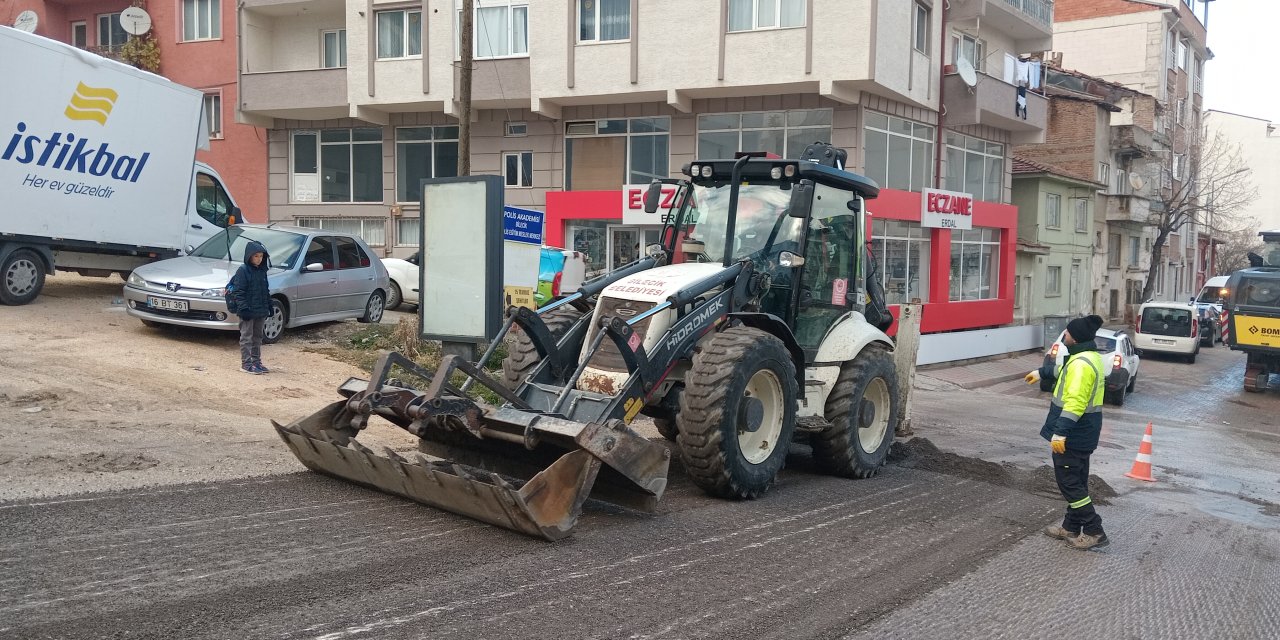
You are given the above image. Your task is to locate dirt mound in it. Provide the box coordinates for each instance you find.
[890,437,1116,505]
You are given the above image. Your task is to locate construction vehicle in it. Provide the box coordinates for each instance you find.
[273,143,901,539]
[1222,229,1280,392]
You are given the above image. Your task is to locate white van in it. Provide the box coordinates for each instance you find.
[1192,275,1230,346]
[1134,301,1201,363]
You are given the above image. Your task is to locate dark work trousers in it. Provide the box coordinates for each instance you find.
[1053,448,1104,535]
[239,317,265,366]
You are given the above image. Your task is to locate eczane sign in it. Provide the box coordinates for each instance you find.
[622,183,681,225]
[920,188,973,230]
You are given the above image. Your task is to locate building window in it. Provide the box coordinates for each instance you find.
[728,0,805,32]
[1074,198,1088,233]
[699,109,832,161]
[1167,32,1178,70]
[291,129,383,204]
[870,219,931,305]
[459,1,528,58]
[1045,193,1061,229]
[396,126,459,203]
[322,29,347,68]
[1047,266,1062,296]
[951,32,985,72]
[504,151,533,188]
[567,219,609,276]
[203,92,222,139]
[1178,38,1189,70]
[396,217,421,247]
[913,2,930,54]
[1176,99,1186,125]
[1114,168,1128,195]
[579,0,630,42]
[1173,154,1184,181]
[863,111,933,192]
[97,13,127,50]
[1129,236,1140,267]
[1098,162,1110,184]
[182,0,221,42]
[1108,233,1121,268]
[71,21,87,48]
[565,117,669,190]
[945,132,1003,202]
[949,227,1000,301]
[505,121,527,137]
[1193,56,1203,94]
[377,10,422,59]
[296,218,387,247]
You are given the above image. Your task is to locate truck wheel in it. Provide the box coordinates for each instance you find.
[653,417,679,442]
[359,291,385,324]
[1,249,45,306]
[500,306,582,392]
[676,326,797,500]
[386,282,403,311]
[812,344,900,479]
[262,299,287,344]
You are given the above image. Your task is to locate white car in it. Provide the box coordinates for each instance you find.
[1133,301,1201,364]
[1041,327,1141,406]
[381,252,420,310]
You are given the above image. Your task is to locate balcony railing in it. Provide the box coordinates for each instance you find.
[1003,0,1053,27]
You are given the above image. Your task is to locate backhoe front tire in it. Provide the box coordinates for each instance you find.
[500,306,582,392]
[676,326,797,500]
[812,344,900,479]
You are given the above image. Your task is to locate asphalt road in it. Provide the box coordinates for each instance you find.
[2,460,1057,639]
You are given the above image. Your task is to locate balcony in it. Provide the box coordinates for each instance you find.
[1111,124,1155,158]
[943,72,1047,144]
[240,69,348,124]
[1105,194,1156,226]
[948,0,1054,52]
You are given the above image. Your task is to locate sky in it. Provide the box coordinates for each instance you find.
[1202,1,1279,123]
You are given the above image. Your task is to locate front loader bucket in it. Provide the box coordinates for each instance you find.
[273,396,665,540]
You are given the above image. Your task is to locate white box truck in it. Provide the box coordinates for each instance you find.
[0,26,241,305]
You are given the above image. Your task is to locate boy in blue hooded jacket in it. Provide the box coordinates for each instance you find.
[228,240,271,374]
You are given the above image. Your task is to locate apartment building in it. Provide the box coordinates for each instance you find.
[238,0,1053,336]
[1052,0,1209,299]
[6,0,269,219]
[1204,110,1280,237]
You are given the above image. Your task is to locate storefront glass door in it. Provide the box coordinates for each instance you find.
[607,226,662,271]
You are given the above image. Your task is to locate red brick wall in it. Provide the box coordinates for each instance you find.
[1013,99,1101,184]
[1055,0,1155,22]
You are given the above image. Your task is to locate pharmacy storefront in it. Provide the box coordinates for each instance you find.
[543,186,1016,334]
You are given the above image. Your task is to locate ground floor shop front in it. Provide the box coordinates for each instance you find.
[544,187,1017,336]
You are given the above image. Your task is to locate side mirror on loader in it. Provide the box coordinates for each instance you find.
[643,181,663,214]
[788,180,814,218]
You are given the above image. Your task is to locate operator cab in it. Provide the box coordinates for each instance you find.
[645,143,884,356]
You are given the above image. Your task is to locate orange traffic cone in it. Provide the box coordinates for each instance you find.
[1124,422,1157,482]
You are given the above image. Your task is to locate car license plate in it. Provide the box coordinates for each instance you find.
[1154,339,1175,345]
[147,296,188,312]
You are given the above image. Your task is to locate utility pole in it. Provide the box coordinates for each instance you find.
[458,0,473,176]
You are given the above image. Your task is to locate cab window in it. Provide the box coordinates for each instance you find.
[793,183,859,350]
[195,173,235,227]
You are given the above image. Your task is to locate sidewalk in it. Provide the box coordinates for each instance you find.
[920,352,1045,389]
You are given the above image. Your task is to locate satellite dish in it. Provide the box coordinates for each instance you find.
[956,58,978,88]
[13,10,38,33]
[1129,173,1146,192]
[119,7,151,36]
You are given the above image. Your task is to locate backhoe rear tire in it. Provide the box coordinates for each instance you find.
[500,306,582,392]
[653,417,679,442]
[812,344,900,479]
[676,326,797,500]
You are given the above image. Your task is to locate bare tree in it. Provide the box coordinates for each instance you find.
[1139,126,1256,301]
[1214,220,1266,275]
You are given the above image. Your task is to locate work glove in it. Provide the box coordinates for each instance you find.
[1051,435,1067,455]
[1024,370,1041,385]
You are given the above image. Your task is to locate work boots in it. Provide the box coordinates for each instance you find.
[1069,532,1110,550]
[1042,524,1079,540]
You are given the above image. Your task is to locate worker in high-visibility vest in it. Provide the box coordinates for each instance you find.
[1025,315,1109,550]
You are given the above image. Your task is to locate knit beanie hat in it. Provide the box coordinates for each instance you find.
[1066,314,1104,343]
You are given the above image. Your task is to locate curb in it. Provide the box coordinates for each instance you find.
[954,371,1032,390]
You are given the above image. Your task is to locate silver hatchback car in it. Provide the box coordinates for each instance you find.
[124,224,390,342]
